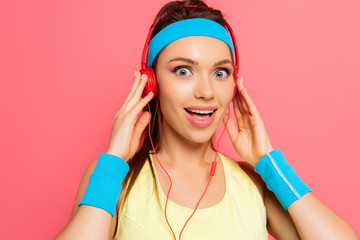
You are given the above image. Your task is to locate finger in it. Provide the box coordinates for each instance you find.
[129,91,154,116]
[132,111,151,142]
[237,76,260,117]
[130,73,149,102]
[237,77,249,113]
[131,71,143,93]
[240,84,260,117]
[124,74,149,112]
[240,89,249,113]
[123,71,142,107]
[233,94,243,119]
[223,113,238,144]
[236,76,245,93]
[233,95,246,129]
[233,81,245,114]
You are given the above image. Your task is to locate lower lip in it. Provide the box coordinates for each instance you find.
[184,110,216,128]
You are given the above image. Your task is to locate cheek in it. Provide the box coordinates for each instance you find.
[217,81,236,105]
[158,82,183,106]
[158,85,184,119]
[157,77,193,104]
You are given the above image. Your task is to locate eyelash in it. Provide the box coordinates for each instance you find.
[171,66,232,78]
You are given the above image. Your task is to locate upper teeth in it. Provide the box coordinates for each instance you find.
[188,109,215,114]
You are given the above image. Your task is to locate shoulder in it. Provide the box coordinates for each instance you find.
[219,153,265,201]
[238,161,265,200]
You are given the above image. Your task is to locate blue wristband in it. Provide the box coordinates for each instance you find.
[78,153,129,217]
[254,149,312,210]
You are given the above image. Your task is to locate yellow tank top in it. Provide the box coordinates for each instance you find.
[114,153,268,239]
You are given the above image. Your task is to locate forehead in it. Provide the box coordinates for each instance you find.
[156,36,233,63]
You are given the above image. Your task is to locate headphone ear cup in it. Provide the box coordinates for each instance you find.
[140,67,158,98]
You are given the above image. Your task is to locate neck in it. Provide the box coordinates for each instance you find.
[155,123,217,170]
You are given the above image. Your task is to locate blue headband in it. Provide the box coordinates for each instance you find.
[147,18,235,67]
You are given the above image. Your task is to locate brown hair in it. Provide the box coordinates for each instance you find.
[118,0,230,219]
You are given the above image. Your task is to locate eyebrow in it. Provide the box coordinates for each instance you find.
[168,57,233,67]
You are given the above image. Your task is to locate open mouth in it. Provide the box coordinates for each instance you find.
[184,107,217,127]
[184,108,216,117]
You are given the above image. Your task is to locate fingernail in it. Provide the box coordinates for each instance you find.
[141,74,145,79]
[148,91,153,95]
[241,77,243,83]
[134,71,137,77]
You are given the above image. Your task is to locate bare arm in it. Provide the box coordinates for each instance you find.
[55,158,118,240]
[240,160,358,239]
[264,188,301,239]
[261,171,359,239]
[55,71,153,239]
[286,192,359,240]
[240,161,301,239]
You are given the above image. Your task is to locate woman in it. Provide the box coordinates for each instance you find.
[56,0,359,239]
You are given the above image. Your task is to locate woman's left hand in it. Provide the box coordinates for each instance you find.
[223,76,274,167]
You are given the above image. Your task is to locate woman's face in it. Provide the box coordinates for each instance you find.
[155,35,236,144]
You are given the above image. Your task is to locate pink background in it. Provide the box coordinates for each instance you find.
[1,0,359,239]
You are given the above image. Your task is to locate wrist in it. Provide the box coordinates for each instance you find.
[254,149,312,210]
[252,147,274,166]
[105,149,128,162]
[78,153,130,217]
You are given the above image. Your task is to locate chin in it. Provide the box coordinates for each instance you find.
[182,124,220,144]
[185,133,213,144]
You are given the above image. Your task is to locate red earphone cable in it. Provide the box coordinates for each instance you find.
[146,103,231,240]
[147,103,176,239]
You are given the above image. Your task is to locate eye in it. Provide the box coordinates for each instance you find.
[214,68,230,79]
[173,67,191,77]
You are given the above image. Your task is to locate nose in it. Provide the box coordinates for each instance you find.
[193,73,215,100]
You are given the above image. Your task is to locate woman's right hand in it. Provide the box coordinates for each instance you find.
[106,71,154,161]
